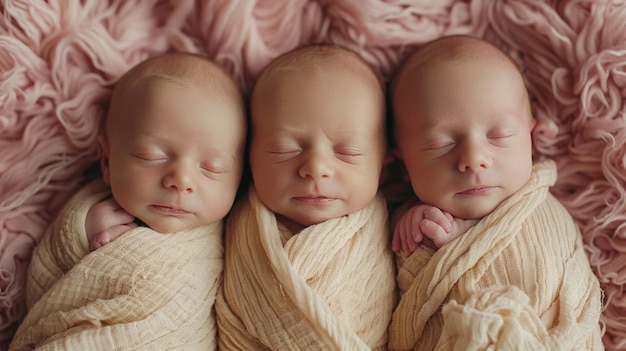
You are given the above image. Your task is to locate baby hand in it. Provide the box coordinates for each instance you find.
[422,207,479,248]
[392,204,451,255]
[86,198,137,251]
[392,204,479,256]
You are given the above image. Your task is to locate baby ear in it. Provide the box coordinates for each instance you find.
[97,135,111,185]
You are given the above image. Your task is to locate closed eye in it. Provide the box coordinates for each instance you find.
[488,131,515,139]
[422,141,455,151]
[335,146,365,163]
[420,141,455,158]
[200,161,228,175]
[133,153,167,162]
[488,130,516,146]
[269,149,299,155]
[267,148,300,162]
[335,148,363,157]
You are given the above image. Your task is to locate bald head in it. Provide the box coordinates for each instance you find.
[251,44,383,110]
[394,35,524,95]
[392,35,532,136]
[106,52,244,134]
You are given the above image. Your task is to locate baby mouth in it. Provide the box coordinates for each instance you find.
[151,205,191,215]
[293,196,336,204]
[457,187,494,195]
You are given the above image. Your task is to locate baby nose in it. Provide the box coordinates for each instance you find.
[458,142,490,172]
[299,151,334,180]
[163,165,195,193]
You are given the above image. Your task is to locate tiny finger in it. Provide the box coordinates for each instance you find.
[420,219,448,246]
[424,208,451,232]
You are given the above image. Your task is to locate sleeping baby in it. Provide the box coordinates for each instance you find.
[10,52,246,351]
[215,44,397,351]
[388,35,604,351]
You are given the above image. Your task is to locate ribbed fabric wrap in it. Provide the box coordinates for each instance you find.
[10,180,224,351]
[216,189,397,350]
[389,160,604,350]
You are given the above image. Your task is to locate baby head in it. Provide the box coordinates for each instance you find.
[392,35,535,219]
[99,52,246,233]
[250,44,387,232]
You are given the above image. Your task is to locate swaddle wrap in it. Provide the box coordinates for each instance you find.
[10,180,224,351]
[216,188,397,350]
[389,160,604,350]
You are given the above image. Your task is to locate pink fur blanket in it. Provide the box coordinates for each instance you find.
[1,1,624,350]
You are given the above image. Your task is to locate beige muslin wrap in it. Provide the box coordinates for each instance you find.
[10,180,223,351]
[389,160,604,350]
[216,188,397,350]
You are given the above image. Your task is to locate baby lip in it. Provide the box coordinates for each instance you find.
[294,194,336,203]
[151,204,191,215]
[457,186,493,195]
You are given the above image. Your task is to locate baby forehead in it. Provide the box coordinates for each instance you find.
[257,47,382,89]
[110,76,238,122]
[112,54,241,105]
[124,70,235,100]
[397,37,519,81]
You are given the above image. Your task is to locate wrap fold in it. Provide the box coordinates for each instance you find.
[10,180,224,351]
[216,188,397,350]
[389,160,604,350]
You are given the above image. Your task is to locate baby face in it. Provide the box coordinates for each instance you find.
[102,80,244,233]
[394,47,534,219]
[250,56,386,229]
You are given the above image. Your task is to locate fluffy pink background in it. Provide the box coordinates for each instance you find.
[1,1,625,349]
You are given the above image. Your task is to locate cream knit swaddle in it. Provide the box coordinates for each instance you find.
[10,180,224,351]
[216,188,397,350]
[389,160,604,350]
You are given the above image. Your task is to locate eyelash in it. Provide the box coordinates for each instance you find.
[133,153,166,162]
[488,134,513,140]
[423,141,454,151]
[335,146,363,156]
[424,132,515,148]
[269,149,298,155]
[267,149,365,165]
[132,153,228,177]
[200,162,227,174]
